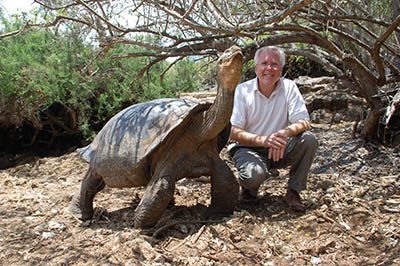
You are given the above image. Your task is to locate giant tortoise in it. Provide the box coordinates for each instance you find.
[69,45,243,228]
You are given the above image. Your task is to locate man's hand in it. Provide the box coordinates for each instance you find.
[268,148,284,161]
[264,130,288,162]
[230,126,288,161]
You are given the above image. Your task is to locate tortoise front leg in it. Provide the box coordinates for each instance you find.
[206,157,239,218]
[134,175,175,228]
[69,167,105,221]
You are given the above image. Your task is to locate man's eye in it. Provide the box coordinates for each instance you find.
[260,62,279,68]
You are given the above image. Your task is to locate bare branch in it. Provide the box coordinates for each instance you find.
[108,39,170,52]
[112,50,217,60]
[138,57,168,79]
[237,0,312,30]
[255,24,343,56]
[160,57,184,83]
[1,16,92,39]
[373,15,400,85]
[75,0,125,33]
[97,1,114,36]
[0,24,33,38]
[182,0,200,20]
[208,0,236,27]
[33,0,80,10]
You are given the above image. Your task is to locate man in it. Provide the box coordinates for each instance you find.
[229,46,318,211]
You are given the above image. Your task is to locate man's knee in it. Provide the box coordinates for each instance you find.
[239,162,266,181]
[237,162,267,192]
[301,131,318,152]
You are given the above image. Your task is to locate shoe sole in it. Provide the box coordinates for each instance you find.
[283,198,306,212]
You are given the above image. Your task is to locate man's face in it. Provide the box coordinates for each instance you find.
[255,50,283,88]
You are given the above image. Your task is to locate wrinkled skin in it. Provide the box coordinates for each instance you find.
[69,46,243,228]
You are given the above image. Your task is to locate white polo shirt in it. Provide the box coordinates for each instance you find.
[230,77,310,137]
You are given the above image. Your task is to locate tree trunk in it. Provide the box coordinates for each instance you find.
[361,108,383,142]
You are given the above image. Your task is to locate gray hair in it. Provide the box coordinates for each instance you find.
[254,46,286,67]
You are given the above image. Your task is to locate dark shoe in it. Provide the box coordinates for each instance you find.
[240,188,258,202]
[284,188,306,212]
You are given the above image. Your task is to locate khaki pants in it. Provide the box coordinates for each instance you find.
[230,131,318,197]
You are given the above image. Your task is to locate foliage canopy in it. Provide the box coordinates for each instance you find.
[0,8,205,150]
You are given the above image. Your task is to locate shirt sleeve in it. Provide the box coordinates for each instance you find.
[230,85,247,129]
[287,81,310,123]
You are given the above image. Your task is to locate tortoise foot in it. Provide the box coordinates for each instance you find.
[68,193,94,221]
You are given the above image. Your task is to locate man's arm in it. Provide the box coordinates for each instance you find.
[229,125,287,150]
[229,119,310,161]
[278,119,310,138]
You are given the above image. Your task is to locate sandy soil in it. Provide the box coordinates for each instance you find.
[1,120,399,265]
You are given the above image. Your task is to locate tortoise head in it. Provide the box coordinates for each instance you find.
[217,45,243,91]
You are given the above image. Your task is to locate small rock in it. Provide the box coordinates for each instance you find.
[318,180,334,190]
[48,220,66,231]
[331,113,343,124]
[326,187,336,194]
[311,256,322,265]
[42,231,55,239]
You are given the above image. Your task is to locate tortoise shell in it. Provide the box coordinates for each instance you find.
[77,98,209,187]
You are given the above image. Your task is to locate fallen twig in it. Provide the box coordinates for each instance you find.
[202,253,221,261]
[192,225,207,243]
[167,235,190,252]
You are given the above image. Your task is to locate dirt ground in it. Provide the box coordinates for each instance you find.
[1,119,399,265]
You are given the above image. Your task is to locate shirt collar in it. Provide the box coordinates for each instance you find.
[252,77,283,96]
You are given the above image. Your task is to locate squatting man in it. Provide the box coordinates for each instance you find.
[229,46,318,211]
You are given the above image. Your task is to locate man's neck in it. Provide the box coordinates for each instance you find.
[258,78,279,98]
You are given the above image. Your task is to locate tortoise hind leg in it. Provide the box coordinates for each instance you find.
[69,167,105,221]
[134,175,175,228]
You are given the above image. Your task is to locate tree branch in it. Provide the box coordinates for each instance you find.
[182,0,200,20]
[160,57,184,84]
[237,0,312,30]
[208,0,236,28]
[373,15,400,85]
[75,0,125,33]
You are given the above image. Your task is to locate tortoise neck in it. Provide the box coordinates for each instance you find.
[195,83,234,141]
